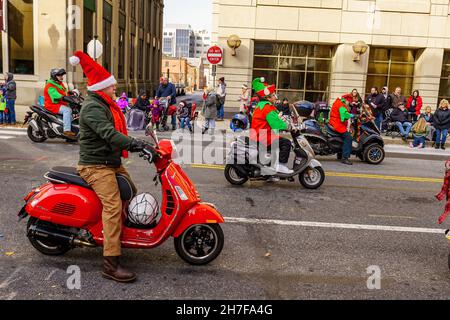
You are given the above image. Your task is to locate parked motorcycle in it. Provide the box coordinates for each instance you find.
[224,114,325,190]
[24,92,84,143]
[302,116,385,165]
[18,125,225,265]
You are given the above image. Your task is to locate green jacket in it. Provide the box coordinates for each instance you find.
[79,92,133,167]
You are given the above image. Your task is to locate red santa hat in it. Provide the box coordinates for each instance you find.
[69,51,117,91]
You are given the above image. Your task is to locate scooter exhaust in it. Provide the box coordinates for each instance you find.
[28,224,96,248]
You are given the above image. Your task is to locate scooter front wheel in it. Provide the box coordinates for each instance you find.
[299,167,325,190]
[174,224,224,265]
[27,125,47,143]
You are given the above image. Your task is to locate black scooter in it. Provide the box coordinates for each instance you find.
[24,93,84,143]
[302,117,385,165]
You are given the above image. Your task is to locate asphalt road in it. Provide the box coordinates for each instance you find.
[1,128,450,300]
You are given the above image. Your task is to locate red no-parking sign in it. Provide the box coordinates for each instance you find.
[207,46,223,65]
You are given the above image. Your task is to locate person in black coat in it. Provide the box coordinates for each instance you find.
[366,87,384,129]
[390,104,412,141]
[134,90,150,112]
[433,99,450,150]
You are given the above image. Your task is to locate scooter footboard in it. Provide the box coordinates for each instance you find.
[173,203,225,238]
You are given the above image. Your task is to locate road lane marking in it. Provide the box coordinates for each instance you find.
[224,217,445,234]
[0,136,14,140]
[190,164,442,183]
[0,267,24,289]
[369,215,417,220]
[0,130,27,136]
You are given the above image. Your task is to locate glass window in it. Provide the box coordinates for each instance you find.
[118,27,125,79]
[366,48,417,97]
[8,0,34,74]
[130,34,135,79]
[102,1,112,73]
[439,51,450,104]
[253,41,333,102]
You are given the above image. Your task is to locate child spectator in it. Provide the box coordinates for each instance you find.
[178,101,192,132]
[117,92,129,114]
[420,106,435,142]
[150,99,163,131]
[0,89,5,125]
[409,117,430,149]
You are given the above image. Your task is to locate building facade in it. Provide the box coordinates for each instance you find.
[213,0,450,111]
[163,24,195,58]
[0,0,163,107]
[162,55,205,91]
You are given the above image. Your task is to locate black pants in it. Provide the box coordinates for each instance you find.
[258,137,291,165]
[278,137,292,164]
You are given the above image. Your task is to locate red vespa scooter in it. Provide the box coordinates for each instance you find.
[18,125,225,265]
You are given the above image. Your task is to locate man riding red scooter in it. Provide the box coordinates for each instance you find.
[18,51,224,284]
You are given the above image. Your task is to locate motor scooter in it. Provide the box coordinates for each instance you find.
[224,106,325,190]
[18,125,225,265]
[23,92,84,143]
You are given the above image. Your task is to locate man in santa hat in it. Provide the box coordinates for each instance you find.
[70,50,149,283]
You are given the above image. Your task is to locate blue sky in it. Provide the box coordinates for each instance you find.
[163,0,212,31]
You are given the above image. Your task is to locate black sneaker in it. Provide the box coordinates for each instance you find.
[442,145,446,150]
[341,159,353,165]
[436,143,441,150]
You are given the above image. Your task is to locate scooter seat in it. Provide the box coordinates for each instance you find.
[45,167,134,201]
[325,124,341,137]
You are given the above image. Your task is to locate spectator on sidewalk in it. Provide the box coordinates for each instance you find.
[366,87,383,129]
[344,89,363,115]
[177,101,192,133]
[238,84,250,114]
[156,77,177,130]
[202,88,217,135]
[406,90,423,123]
[420,106,435,142]
[433,99,450,150]
[390,103,412,141]
[390,87,406,109]
[216,77,226,121]
[409,117,430,149]
[277,98,291,117]
[4,72,16,125]
[0,89,6,125]
[117,92,130,114]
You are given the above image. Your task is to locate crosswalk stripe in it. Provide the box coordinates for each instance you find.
[0,136,14,140]
[0,130,27,136]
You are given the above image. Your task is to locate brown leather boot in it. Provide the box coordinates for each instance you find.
[64,131,76,138]
[102,256,136,283]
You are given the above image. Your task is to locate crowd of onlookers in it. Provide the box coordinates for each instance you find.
[356,86,450,150]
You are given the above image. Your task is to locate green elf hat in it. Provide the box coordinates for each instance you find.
[252,77,276,98]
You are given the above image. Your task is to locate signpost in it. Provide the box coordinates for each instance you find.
[207,45,223,88]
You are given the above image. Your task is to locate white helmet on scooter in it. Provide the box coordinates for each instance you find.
[128,193,159,226]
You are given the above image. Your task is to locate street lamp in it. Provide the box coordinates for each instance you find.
[227,34,242,56]
[352,40,368,62]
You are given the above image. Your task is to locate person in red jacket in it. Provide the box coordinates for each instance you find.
[328,96,354,165]
[250,77,293,175]
[406,90,423,123]
[43,68,74,137]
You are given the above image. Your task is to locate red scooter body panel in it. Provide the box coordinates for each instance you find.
[173,203,225,238]
[26,183,102,228]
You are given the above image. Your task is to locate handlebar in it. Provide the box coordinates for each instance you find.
[138,145,158,164]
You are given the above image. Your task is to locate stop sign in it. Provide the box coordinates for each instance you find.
[207,46,223,65]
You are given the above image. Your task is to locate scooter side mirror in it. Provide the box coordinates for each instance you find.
[145,123,159,145]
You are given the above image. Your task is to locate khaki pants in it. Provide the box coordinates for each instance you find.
[77,165,137,257]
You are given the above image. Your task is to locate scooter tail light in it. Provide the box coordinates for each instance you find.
[24,188,40,202]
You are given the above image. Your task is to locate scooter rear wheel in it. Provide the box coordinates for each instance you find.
[224,165,248,186]
[27,217,71,256]
[174,224,224,265]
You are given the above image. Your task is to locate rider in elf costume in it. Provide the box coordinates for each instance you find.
[43,68,74,137]
[250,77,293,175]
[328,96,354,165]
